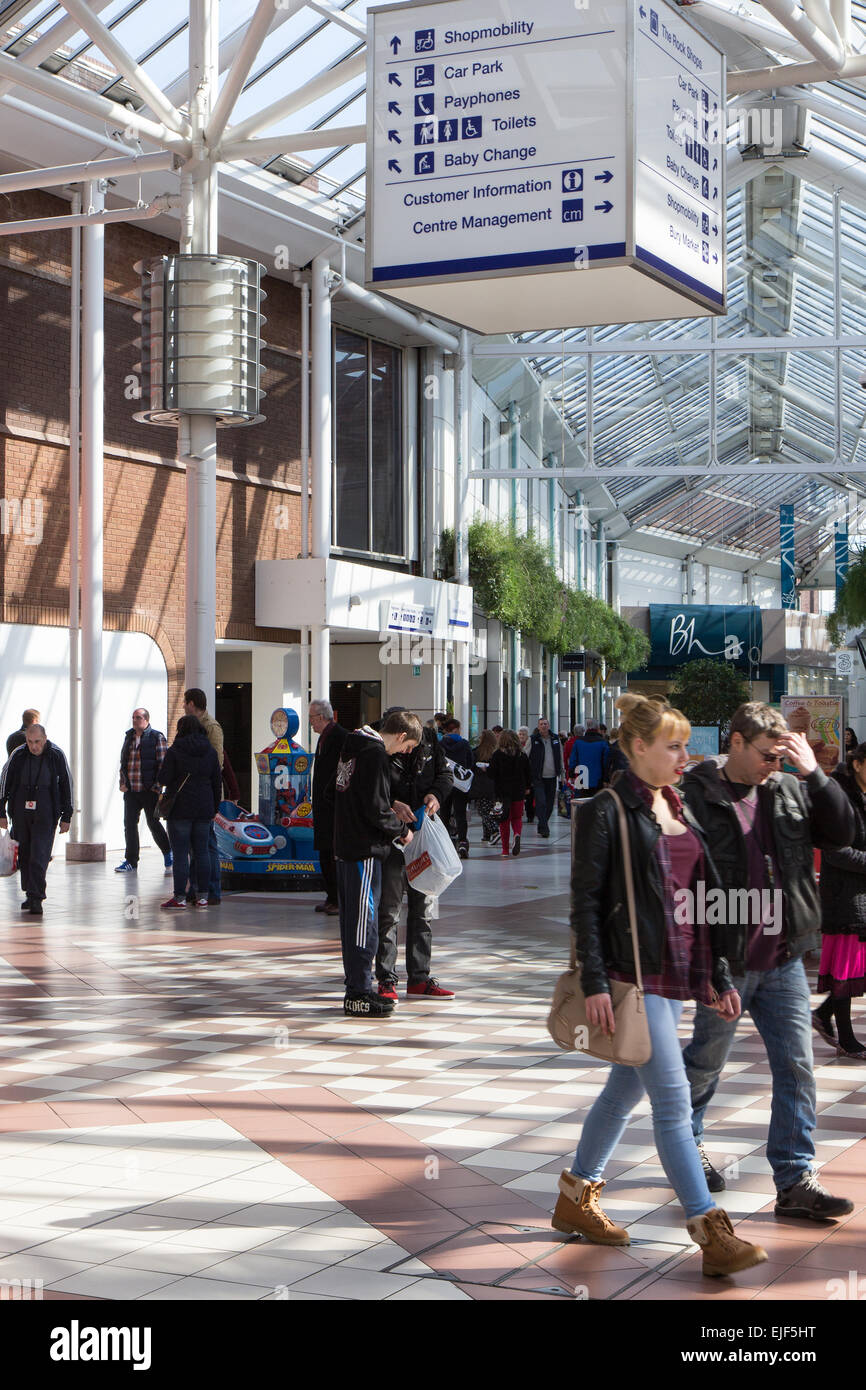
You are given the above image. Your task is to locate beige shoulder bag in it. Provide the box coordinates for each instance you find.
[547,787,652,1066]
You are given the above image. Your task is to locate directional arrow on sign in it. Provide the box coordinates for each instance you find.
[388,159,402,173]
[639,3,646,14]
[713,252,718,263]
[712,157,718,171]
[388,130,401,143]
[388,101,401,115]
[390,35,401,53]
[595,200,613,214]
[388,72,401,86]
[712,223,718,236]
[594,170,613,184]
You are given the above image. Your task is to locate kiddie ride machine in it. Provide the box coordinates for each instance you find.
[215,707,321,890]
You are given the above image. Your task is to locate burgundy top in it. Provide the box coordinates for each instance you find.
[608,773,717,1004]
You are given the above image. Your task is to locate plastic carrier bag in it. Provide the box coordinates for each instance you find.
[0,829,18,877]
[403,813,463,898]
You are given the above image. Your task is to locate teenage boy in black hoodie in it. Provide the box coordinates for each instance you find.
[334,709,423,1017]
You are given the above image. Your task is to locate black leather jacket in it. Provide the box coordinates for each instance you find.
[681,759,854,973]
[570,775,734,1000]
[817,768,866,940]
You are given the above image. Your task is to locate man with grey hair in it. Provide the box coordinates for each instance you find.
[681,701,855,1219]
[309,699,348,915]
[0,724,73,915]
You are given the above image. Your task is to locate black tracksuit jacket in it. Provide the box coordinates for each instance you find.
[334,726,406,862]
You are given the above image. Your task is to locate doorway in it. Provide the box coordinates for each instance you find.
[215,682,252,807]
[330,679,381,731]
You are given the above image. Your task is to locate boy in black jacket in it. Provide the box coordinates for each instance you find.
[334,710,423,1017]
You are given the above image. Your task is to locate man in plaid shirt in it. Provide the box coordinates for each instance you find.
[115,709,173,874]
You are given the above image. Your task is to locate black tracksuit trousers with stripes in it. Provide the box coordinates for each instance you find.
[336,856,383,995]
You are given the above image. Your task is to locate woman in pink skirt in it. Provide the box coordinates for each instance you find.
[814,743,866,1059]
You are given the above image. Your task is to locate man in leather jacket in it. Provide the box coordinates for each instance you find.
[376,708,454,1000]
[680,702,854,1220]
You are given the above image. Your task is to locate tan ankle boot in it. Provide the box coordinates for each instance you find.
[687,1207,768,1277]
[551,1170,630,1246]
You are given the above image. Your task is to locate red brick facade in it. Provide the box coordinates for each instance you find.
[0,189,305,718]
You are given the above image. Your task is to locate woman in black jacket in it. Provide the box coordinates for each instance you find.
[813,749,866,1058]
[553,693,766,1280]
[159,715,221,910]
[489,729,532,857]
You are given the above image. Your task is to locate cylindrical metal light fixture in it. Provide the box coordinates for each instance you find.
[134,253,266,426]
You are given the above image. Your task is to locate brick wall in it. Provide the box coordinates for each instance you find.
[0,189,305,717]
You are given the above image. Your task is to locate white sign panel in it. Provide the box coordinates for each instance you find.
[633,0,725,307]
[367,0,725,332]
[368,0,627,288]
[381,600,435,634]
[836,650,855,677]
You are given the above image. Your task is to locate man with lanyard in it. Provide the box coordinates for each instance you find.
[0,724,73,915]
[528,717,563,838]
[681,702,854,1219]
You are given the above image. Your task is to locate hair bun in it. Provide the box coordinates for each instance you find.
[615,692,646,716]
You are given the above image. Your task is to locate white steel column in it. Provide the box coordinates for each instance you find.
[79,179,105,853]
[454,329,471,732]
[310,253,332,703]
[182,0,219,707]
[68,192,81,845]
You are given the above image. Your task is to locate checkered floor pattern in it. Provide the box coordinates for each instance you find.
[0,819,864,1300]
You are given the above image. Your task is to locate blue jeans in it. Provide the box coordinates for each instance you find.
[169,819,211,899]
[571,994,715,1220]
[683,956,815,1193]
[208,822,221,901]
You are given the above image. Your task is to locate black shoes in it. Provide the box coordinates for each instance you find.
[811,1009,836,1048]
[538,827,550,838]
[457,842,468,859]
[697,1141,726,1192]
[29,900,43,916]
[20,898,31,911]
[344,991,395,1018]
[774,1171,853,1220]
[511,835,521,856]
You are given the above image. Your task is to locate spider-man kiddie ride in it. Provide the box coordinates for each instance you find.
[215,707,322,890]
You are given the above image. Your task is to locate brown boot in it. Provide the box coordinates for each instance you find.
[551,1170,630,1246]
[687,1207,768,1277]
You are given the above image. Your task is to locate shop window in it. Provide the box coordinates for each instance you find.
[333,329,404,558]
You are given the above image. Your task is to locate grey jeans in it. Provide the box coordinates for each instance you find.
[375,843,434,986]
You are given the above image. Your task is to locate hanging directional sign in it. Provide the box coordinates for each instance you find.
[366,0,726,333]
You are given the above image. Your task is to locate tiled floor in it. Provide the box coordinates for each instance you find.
[0,819,864,1300]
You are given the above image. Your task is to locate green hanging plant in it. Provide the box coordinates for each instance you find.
[827,547,866,647]
[440,522,649,670]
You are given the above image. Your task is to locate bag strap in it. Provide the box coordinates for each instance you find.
[606,787,644,994]
[567,787,644,994]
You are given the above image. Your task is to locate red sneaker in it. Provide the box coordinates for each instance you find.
[406,978,454,999]
[378,981,398,1002]
[160,897,187,910]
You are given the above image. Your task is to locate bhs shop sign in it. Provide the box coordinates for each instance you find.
[649,605,763,670]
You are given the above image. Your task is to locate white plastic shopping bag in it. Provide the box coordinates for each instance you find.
[403,813,462,898]
[0,828,18,877]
